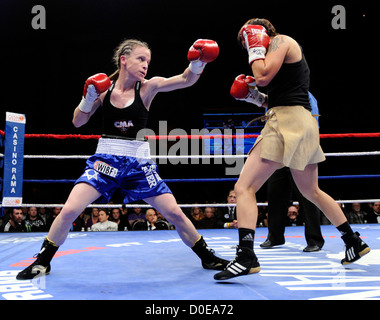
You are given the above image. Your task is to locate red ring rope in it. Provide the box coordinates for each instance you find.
[1,131,380,139]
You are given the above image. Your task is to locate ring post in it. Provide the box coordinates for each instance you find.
[1,112,26,213]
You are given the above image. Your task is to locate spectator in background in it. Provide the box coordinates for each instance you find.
[366,202,380,223]
[189,207,205,229]
[38,207,49,224]
[145,208,158,230]
[85,207,99,231]
[110,207,130,230]
[346,203,367,224]
[285,205,303,227]
[91,209,118,231]
[197,207,217,229]
[128,207,146,226]
[215,189,238,229]
[1,208,28,232]
[25,206,47,232]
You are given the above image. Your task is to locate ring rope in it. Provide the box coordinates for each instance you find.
[21,174,380,184]
[2,199,380,209]
[1,132,378,208]
[1,131,380,139]
[1,151,379,159]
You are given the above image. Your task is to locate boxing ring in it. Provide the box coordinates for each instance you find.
[0,129,380,301]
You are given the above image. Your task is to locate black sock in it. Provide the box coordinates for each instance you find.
[38,237,59,266]
[192,236,212,262]
[337,221,354,237]
[238,228,255,250]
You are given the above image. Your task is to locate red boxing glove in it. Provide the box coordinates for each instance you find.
[188,39,219,74]
[230,74,255,99]
[187,39,219,63]
[79,73,111,113]
[240,25,270,64]
[83,73,111,97]
[230,74,266,107]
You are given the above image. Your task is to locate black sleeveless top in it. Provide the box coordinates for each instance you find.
[267,48,311,111]
[101,81,149,139]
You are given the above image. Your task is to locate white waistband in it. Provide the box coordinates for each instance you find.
[95,138,150,158]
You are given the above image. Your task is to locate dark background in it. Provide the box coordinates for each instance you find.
[0,0,379,205]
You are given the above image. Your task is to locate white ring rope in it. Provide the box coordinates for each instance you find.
[0,151,378,159]
[7,199,380,209]
[1,152,378,209]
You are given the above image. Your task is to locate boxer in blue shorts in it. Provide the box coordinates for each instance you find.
[17,38,228,280]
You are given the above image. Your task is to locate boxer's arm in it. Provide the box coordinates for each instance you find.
[140,69,199,110]
[251,35,290,87]
[141,67,200,110]
[148,67,200,94]
[146,39,219,95]
[73,98,102,128]
[73,74,111,127]
[230,74,267,107]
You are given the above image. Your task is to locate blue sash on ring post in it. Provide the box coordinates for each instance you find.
[1,112,26,214]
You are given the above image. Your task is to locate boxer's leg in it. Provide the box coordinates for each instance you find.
[214,142,281,280]
[16,183,101,280]
[144,193,229,270]
[290,164,370,264]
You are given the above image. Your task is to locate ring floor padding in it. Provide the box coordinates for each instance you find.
[0,225,379,300]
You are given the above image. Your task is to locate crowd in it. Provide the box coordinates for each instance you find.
[1,190,379,233]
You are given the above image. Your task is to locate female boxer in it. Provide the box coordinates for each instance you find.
[17,38,228,280]
[214,18,370,280]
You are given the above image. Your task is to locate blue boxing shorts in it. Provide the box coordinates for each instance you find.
[75,137,172,204]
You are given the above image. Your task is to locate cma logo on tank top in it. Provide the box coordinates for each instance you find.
[102,81,149,139]
[114,119,134,133]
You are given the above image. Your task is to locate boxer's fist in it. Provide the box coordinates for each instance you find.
[79,73,111,113]
[187,39,219,63]
[187,39,219,74]
[230,74,256,99]
[240,25,270,64]
[83,73,111,99]
[230,74,266,107]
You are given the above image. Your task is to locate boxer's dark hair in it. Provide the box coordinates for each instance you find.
[237,18,278,45]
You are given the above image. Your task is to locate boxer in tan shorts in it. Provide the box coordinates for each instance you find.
[215,18,370,280]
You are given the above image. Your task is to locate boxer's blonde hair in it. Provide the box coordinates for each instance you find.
[109,39,150,81]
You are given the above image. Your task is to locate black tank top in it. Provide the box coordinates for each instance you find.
[101,81,149,139]
[267,47,311,111]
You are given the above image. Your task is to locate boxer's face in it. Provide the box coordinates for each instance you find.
[121,46,151,81]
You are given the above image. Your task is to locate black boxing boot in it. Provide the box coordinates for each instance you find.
[192,236,229,270]
[214,246,261,280]
[16,237,59,280]
[341,232,370,265]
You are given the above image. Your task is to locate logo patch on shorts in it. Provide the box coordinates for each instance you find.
[142,164,162,188]
[94,161,118,178]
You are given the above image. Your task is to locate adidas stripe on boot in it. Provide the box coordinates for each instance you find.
[341,232,370,265]
[214,246,260,280]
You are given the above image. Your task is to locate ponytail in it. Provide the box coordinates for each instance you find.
[109,70,119,81]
